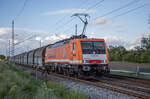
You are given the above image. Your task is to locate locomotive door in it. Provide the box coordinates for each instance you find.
[72,42,77,62]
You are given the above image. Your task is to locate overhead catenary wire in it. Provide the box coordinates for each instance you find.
[52,0,105,34]
[92,0,140,20]
[110,2,150,20]
[85,0,104,12]
[9,34,36,55]
[62,0,145,35]
[51,18,75,34]
[49,0,91,30]
[10,36,38,55]
[11,42,36,53]
[57,0,139,34]
[14,35,36,46]
[8,33,36,47]
[14,0,28,21]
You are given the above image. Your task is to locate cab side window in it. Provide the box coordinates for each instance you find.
[73,42,76,50]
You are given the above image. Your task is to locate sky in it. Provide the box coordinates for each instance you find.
[0,0,150,56]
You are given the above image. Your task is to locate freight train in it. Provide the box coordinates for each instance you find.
[10,35,110,77]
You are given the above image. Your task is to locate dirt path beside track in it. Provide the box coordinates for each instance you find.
[109,61,150,71]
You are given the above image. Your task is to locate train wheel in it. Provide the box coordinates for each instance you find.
[75,72,80,78]
[96,71,103,77]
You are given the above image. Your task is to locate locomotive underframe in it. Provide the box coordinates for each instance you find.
[44,63,110,76]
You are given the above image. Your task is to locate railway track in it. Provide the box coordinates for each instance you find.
[19,64,150,99]
[102,76,150,90]
[104,74,150,86]
[98,79,150,94]
[51,73,150,99]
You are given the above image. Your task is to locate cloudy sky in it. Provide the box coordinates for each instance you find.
[0,0,150,56]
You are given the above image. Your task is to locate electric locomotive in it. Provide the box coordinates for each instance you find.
[44,35,110,76]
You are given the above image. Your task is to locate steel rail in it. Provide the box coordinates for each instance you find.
[98,79,150,93]
[105,74,150,85]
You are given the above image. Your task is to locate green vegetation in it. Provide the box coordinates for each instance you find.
[0,55,5,61]
[47,81,87,99]
[0,61,87,99]
[108,35,150,63]
[111,71,150,79]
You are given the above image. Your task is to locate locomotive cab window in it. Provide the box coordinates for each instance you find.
[81,41,105,54]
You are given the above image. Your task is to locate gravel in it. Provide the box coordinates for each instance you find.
[47,74,137,99]
[21,65,137,99]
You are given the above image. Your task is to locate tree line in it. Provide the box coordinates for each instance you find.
[108,35,150,63]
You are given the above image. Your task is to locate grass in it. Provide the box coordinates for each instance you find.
[47,81,87,99]
[0,60,88,99]
[110,71,150,79]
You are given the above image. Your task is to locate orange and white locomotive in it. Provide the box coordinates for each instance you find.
[44,35,110,76]
[10,35,110,77]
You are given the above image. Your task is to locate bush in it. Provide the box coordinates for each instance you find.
[0,61,87,99]
[0,55,5,60]
[108,45,150,63]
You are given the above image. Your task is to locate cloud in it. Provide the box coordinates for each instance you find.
[103,32,150,50]
[0,27,72,55]
[35,37,42,41]
[0,38,6,43]
[0,28,11,35]
[91,17,107,25]
[44,34,69,44]
[100,23,108,30]
[90,17,109,30]
[103,36,126,47]
[86,32,150,50]
[103,36,136,50]
[0,27,47,40]
[0,27,47,55]
[128,32,150,49]
[44,8,96,15]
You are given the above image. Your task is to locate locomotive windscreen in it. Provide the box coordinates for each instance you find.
[81,41,105,54]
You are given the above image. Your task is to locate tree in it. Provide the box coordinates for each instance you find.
[141,35,150,51]
[0,55,5,60]
[108,46,126,61]
[108,39,150,63]
[134,46,143,51]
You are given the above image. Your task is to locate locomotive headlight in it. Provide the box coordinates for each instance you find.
[103,60,106,63]
[104,60,106,63]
